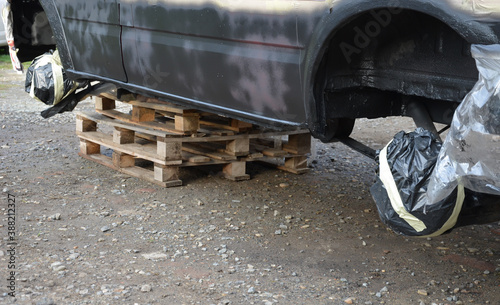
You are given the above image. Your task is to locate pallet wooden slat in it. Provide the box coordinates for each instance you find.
[96,109,188,135]
[261,148,288,157]
[199,119,247,133]
[182,143,238,161]
[183,152,211,164]
[77,131,182,166]
[121,99,198,115]
[79,153,181,187]
[77,111,177,138]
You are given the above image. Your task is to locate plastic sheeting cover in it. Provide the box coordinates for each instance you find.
[25,50,76,106]
[1,1,13,42]
[370,129,464,237]
[426,44,500,204]
[1,1,23,73]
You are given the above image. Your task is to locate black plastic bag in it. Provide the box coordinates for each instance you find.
[25,61,54,105]
[371,128,500,237]
[40,83,93,118]
[25,50,76,106]
[370,128,464,237]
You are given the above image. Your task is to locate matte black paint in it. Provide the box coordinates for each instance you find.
[119,2,305,124]
[53,0,127,82]
[36,0,500,136]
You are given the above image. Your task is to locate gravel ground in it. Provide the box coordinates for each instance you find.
[0,66,499,305]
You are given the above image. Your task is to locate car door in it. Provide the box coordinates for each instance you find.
[53,0,127,82]
[120,0,306,124]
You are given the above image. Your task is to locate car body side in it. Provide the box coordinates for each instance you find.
[12,0,500,140]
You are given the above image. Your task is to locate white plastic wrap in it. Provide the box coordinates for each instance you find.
[2,1,23,73]
[427,44,500,204]
[1,2,14,42]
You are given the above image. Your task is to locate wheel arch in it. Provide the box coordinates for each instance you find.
[9,0,73,69]
[302,1,500,141]
[38,0,73,70]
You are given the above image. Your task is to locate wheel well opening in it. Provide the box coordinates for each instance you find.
[312,9,478,140]
[10,0,56,62]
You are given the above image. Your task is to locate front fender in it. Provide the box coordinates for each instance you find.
[39,0,73,71]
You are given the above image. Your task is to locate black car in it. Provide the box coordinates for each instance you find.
[8,0,500,142]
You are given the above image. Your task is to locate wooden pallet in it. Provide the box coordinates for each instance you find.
[76,96,311,187]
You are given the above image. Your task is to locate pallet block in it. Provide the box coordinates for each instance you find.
[154,164,182,187]
[279,156,309,174]
[231,119,253,130]
[226,138,250,156]
[279,134,311,174]
[223,161,250,181]
[157,137,182,161]
[79,139,100,155]
[95,96,116,110]
[175,113,200,133]
[283,133,312,155]
[132,105,155,122]
[112,151,135,168]
[76,95,312,187]
[76,117,97,133]
[113,128,135,145]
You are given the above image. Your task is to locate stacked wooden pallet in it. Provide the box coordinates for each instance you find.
[76,96,311,187]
